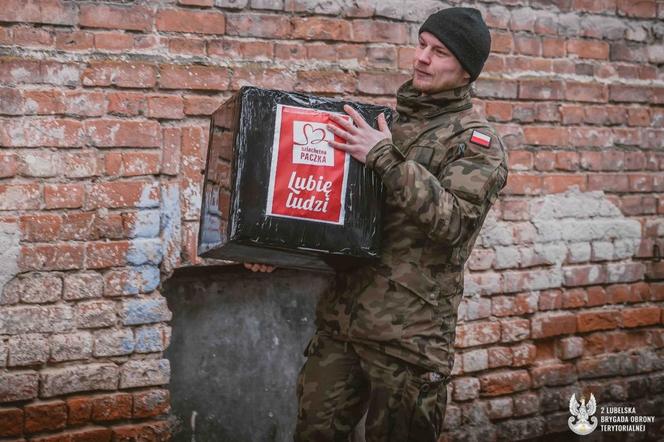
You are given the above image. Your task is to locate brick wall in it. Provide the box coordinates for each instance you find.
[0,0,662,440]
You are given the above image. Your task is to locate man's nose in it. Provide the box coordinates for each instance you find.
[416,46,431,64]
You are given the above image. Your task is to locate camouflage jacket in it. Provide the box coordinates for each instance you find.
[313,80,509,374]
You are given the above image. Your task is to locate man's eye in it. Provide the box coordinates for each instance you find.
[435,50,447,56]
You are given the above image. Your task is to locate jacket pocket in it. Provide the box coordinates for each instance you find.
[407,145,435,170]
[386,261,441,307]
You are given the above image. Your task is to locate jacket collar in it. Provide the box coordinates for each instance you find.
[396,79,472,120]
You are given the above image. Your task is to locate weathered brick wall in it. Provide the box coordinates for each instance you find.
[0,0,662,440]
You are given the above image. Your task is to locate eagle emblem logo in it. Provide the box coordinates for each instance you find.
[568,393,598,435]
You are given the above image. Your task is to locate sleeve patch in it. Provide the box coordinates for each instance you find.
[470,130,491,148]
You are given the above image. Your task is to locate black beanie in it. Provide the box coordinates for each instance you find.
[419,7,491,83]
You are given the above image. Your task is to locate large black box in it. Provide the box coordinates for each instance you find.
[198,87,394,272]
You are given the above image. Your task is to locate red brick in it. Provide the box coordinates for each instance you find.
[560,104,585,125]
[147,95,184,119]
[610,85,651,103]
[554,151,579,171]
[86,241,130,269]
[351,19,407,44]
[538,289,562,310]
[20,214,62,242]
[178,0,214,5]
[24,400,67,434]
[105,152,161,177]
[161,127,182,176]
[507,150,532,170]
[1,118,84,148]
[226,13,291,39]
[63,91,106,117]
[156,9,225,35]
[565,81,608,103]
[0,184,40,210]
[19,243,85,271]
[542,37,566,57]
[182,96,222,116]
[94,32,134,52]
[0,0,76,25]
[94,212,126,240]
[91,393,133,422]
[479,370,531,396]
[0,87,23,115]
[0,408,22,437]
[211,39,274,60]
[29,433,70,442]
[491,31,513,53]
[488,346,513,368]
[567,39,609,60]
[587,174,629,192]
[21,90,64,114]
[289,16,351,41]
[133,389,171,418]
[512,344,537,367]
[519,79,564,100]
[531,363,577,387]
[160,64,231,91]
[577,310,620,332]
[561,288,587,308]
[573,0,617,12]
[504,173,542,195]
[630,282,650,302]
[82,62,157,88]
[60,212,96,241]
[542,174,586,194]
[523,126,568,146]
[63,151,100,178]
[274,41,307,61]
[294,70,355,94]
[44,184,85,209]
[87,181,159,210]
[79,4,153,32]
[70,427,113,442]
[170,37,206,56]
[617,0,656,17]
[85,120,161,148]
[107,92,146,116]
[0,153,17,178]
[357,71,409,95]
[531,313,577,339]
[533,149,559,168]
[622,306,661,328]
[230,67,295,91]
[455,321,501,348]
[513,35,541,56]
[111,420,172,441]
[500,318,530,342]
[628,173,653,192]
[485,101,512,122]
[55,31,94,52]
[13,26,53,48]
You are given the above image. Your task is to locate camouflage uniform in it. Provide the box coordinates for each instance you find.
[295,79,509,441]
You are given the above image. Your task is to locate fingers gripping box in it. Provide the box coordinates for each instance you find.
[198,87,395,272]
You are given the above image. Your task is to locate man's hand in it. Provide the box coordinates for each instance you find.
[243,262,277,273]
[327,105,391,164]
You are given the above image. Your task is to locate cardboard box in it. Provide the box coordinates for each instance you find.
[198,86,394,272]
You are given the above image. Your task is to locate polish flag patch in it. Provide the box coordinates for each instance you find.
[470,130,491,148]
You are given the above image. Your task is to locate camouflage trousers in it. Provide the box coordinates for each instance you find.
[294,332,449,442]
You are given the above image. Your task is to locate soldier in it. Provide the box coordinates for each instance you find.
[250,7,509,442]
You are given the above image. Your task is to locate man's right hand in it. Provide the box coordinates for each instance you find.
[243,262,277,273]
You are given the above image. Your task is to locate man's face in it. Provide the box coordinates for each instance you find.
[412,31,470,94]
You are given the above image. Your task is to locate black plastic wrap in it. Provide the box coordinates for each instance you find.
[198,86,395,272]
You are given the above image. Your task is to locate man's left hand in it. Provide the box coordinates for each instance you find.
[327,105,391,164]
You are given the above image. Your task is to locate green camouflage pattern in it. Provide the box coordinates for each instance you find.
[294,332,447,442]
[314,79,509,373]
